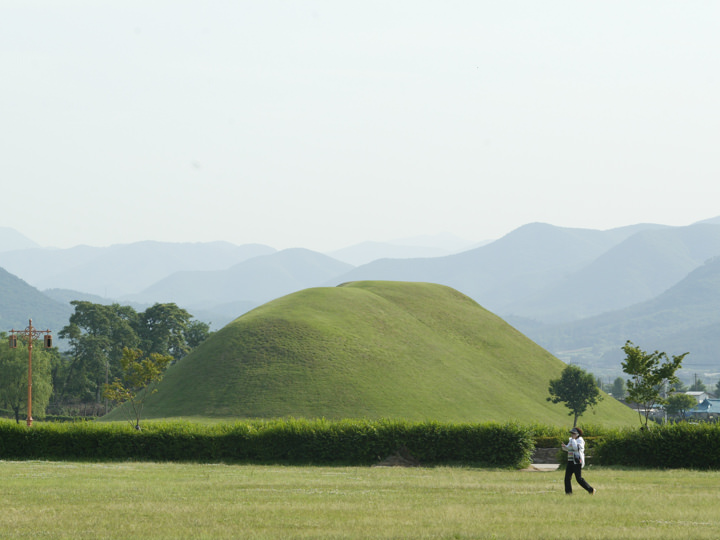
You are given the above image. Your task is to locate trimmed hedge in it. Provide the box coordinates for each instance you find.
[0,418,534,468]
[594,423,720,469]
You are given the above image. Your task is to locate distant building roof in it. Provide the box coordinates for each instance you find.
[688,399,720,416]
[685,391,712,403]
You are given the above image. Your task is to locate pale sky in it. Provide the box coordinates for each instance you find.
[3,1,719,251]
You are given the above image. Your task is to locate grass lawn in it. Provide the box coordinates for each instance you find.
[1,462,718,539]
[130,282,636,426]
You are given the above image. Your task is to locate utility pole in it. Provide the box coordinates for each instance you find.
[9,319,53,426]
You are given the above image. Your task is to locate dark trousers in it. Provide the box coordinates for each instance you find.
[564,460,593,494]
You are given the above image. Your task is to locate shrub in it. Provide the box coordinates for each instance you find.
[0,418,534,468]
[594,423,720,469]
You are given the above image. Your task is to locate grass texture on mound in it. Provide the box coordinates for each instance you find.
[104,281,636,426]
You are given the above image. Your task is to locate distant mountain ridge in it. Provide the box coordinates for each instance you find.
[328,233,479,266]
[3,218,720,377]
[0,268,72,331]
[124,248,354,314]
[529,255,720,374]
[328,241,453,266]
[502,223,720,322]
[0,227,38,253]
[327,222,668,317]
[0,241,276,297]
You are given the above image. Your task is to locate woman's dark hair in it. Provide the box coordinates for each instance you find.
[575,427,584,436]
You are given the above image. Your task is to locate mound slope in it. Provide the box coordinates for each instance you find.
[113,281,635,426]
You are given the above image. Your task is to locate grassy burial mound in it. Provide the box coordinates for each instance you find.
[109,281,636,425]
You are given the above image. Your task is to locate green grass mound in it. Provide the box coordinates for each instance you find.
[104,281,636,425]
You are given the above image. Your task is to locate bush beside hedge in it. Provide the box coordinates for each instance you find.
[594,423,720,469]
[0,419,534,468]
[529,423,720,469]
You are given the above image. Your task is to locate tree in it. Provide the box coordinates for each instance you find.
[547,365,603,427]
[611,377,626,399]
[103,347,172,429]
[689,377,707,392]
[621,340,688,428]
[665,393,697,421]
[59,302,139,405]
[0,332,54,423]
[57,301,210,414]
[137,303,193,360]
[185,320,212,349]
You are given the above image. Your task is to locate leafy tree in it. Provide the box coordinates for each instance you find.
[611,377,626,399]
[0,332,54,423]
[665,393,697,421]
[547,365,603,427]
[689,377,707,392]
[137,303,201,361]
[103,347,172,430]
[185,319,212,349]
[621,340,688,428]
[59,302,139,404]
[58,301,210,413]
[137,303,186,358]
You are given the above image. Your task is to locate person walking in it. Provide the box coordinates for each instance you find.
[562,427,596,495]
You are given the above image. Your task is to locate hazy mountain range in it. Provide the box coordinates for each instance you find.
[2,218,720,378]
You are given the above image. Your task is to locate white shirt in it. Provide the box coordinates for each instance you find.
[564,436,585,467]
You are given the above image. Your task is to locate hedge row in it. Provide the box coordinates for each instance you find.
[0,418,534,468]
[0,413,91,423]
[594,423,720,469]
